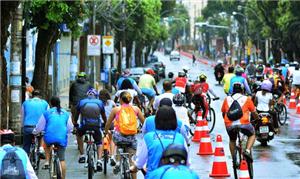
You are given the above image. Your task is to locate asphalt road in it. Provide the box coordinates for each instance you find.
[38,52,300,179]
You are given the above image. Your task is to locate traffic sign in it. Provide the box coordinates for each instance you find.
[87,35,101,56]
[102,36,114,54]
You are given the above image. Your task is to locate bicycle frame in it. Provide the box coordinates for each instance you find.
[85,131,97,179]
[116,144,133,179]
[49,144,62,179]
[30,134,42,173]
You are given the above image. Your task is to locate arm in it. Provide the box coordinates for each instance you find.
[208,88,218,98]
[101,111,107,124]
[32,115,46,134]
[180,123,189,144]
[153,85,159,95]
[105,108,116,134]
[133,96,142,109]
[132,81,142,95]
[134,139,148,169]
[243,79,252,95]
[136,107,145,124]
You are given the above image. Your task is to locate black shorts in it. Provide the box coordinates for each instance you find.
[226,124,255,141]
[77,125,102,146]
[46,145,66,161]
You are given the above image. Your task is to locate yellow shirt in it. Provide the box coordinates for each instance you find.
[222,73,235,93]
[138,74,156,89]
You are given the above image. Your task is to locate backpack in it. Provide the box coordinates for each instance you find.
[117,105,138,135]
[1,148,26,179]
[155,131,176,167]
[227,96,243,121]
[81,102,102,127]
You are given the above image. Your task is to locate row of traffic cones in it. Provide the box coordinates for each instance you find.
[192,111,251,178]
[288,91,300,114]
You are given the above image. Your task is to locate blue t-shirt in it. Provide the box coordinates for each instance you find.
[43,107,70,147]
[148,165,199,179]
[281,67,288,80]
[22,98,48,126]
[229,76,251,95]
[144,130,186,175]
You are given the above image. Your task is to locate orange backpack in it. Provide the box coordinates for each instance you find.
[117,105,138,135]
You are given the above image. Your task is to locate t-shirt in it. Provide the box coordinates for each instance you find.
[148,165,199,179]
[115,89,138,104]
[101,100,115,123]
[221,93,256,127]
[173,106,190,128]
[222,73,235,93]
[138,74,156,89]
[255,91,273,111]
[153,93,174,110]
[292,70,300,85]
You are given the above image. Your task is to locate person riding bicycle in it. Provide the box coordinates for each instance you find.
[105,91,144,177]
[131,106,187,177]
[229,66,252,95]
[69,72,92,124]
[173,94,191,136]
[264,63,273,77]
[75,88,107,172]
[0,129,38,179]
[174,71,188,93]
[147,144,199,179]
[221,82,259,162]
[214,60,225,81]
[153,80,175,111]
[245,60,256,77]
[33,96,73,179]
[21,89,49,155]
[191,74,219,120]
[222,66,235,95]
[117,69,142,95]
[254,80,279,133]
[256,59,265,80]
[115,78,141,108]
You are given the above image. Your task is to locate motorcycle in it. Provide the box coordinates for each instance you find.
[214,71,224,85]
[254,113,275,146]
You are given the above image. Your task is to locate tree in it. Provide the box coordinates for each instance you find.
[25,0,86,98]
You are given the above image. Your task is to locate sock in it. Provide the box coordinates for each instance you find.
[246,149,250,153]
[79,154,85,158]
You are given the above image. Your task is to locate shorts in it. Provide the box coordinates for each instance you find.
[141,88,156,99]
[47,145,66,161]
[112,131,137,150]
[77,125,102,146]
[226,124,255,141]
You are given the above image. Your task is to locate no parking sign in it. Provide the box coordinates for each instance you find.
[87,35,101,56]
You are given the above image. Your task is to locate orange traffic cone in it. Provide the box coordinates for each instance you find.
[296,98,300,114]
[192,112,204,142]
[197,132,213,155]
[199,120,210,138]
[239,160,250,179]
[289,95,296,109]
[209,135,230,177]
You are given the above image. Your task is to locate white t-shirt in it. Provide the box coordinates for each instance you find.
[292,70,300,85]
[100,100,115,123]
[115,89,138,104]
[153,92,174,110]
[173,106,190,128]
[255,91,272,111]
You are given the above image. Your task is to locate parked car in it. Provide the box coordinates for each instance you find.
[129,67,146,84]
[170,50,180,61]
[152,62,166,78]
[164,47,172,55]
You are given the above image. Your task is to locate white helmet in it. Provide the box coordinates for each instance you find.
[217,60,223,64]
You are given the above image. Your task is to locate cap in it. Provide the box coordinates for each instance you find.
[159,98,173,107]
[146,69,156,75]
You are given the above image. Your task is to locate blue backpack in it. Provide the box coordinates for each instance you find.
[1,148,26,179]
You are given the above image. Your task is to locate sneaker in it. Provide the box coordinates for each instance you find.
[113,164,120,174]
[110,158,116,166]
[96,161,103,172]
[42,162,50,170]
[78,156,86,163]
[243,150,253,163]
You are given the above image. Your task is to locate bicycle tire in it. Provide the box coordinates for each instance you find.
[88,150,94,179]
[207,107,216,133]
[49,153,55,179]
[55,157,62,179]
[34,147,40,175]
[206,93,211,105]
[123,158,131,179]
[278,104,287,125]
[246,155,254,179]
[232,147,242,179]
[103,150,108,175]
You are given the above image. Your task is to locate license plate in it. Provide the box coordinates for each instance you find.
[259,126,269,133]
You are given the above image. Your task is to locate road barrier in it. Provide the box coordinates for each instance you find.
[192,112,204,142]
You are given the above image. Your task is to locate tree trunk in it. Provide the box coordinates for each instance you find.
[271,40,281,64]
[31,27,59,99]
[126,41,133,68]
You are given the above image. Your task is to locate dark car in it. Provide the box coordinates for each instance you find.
[164,47,172,55]
[149,54,158,63]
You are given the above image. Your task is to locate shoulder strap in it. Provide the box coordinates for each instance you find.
[155,130,165,151]
[3,147,17,153]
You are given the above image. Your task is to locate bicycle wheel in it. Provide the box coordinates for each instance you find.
[246,157,254,179]
[55,157,62,179]
[103,150,108,175]
[232,147,242,179]
[34,147,40,175]
[206,94,211,105]
[278,104,287,125]
[207,107,216,133]
[88,150,94,179]
[49,154,55,179]
[122,158,132,179]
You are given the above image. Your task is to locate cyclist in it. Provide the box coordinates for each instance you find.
[256,59,265,79]
[69,72,92,124]
[75,88,107,171]
[114,78,141,108]
[174,71,188,93]
[264,63,273,77]
[21,89,49,155]
[147,144,199,179]
[191,74,219,120]
[153,80,174,111]
[104,91,144,177]
[254,80,279,133]
[245,60,256,77]
[138,69,159,109]
[221,82,259,162]
[116,69,142,95]
[33,96,73,179]
[131,106,187,177]
[173,94,190,136]
[222,66,235,95]
[99,89,116,166]
[0,129,38,179]
[229,66,252,95]
[214,60,225,81]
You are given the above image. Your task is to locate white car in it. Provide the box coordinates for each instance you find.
[170,51,180,61]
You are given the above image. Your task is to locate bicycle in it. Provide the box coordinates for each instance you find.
[49,143,62,179]
[85,130,98,179]
[273,94,287,125]
[102,134,110,175]
[116,141,133,179]
[232,126,253,179]
[29,133,43,175]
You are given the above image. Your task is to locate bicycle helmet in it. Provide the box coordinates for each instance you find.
[86,88,98,97]
[235,66,244,75]
[199,73,207,81]
[77,72,87,78]
[232,82,244,94]
[261,80,273,92]
[122,69,131,77]
[160,144,188,166]
[173,94,185,106]
[0,129,15,144]
[178,71,185,77]
[168,72,174,79]
[217,59,223,64]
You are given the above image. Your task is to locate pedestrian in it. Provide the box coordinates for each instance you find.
[33,96,73,179]
[192,53,196,64]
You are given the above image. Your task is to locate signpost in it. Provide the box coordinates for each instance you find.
[102,36,114,92]
[102,36,114,54]
[87,35,101,56]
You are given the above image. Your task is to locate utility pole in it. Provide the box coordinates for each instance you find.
[89,1,96,87]
[9,3,23,142]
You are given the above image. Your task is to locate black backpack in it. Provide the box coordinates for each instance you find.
[1,148,26,179]
[227,96,243,121]
[80,102,102,127]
